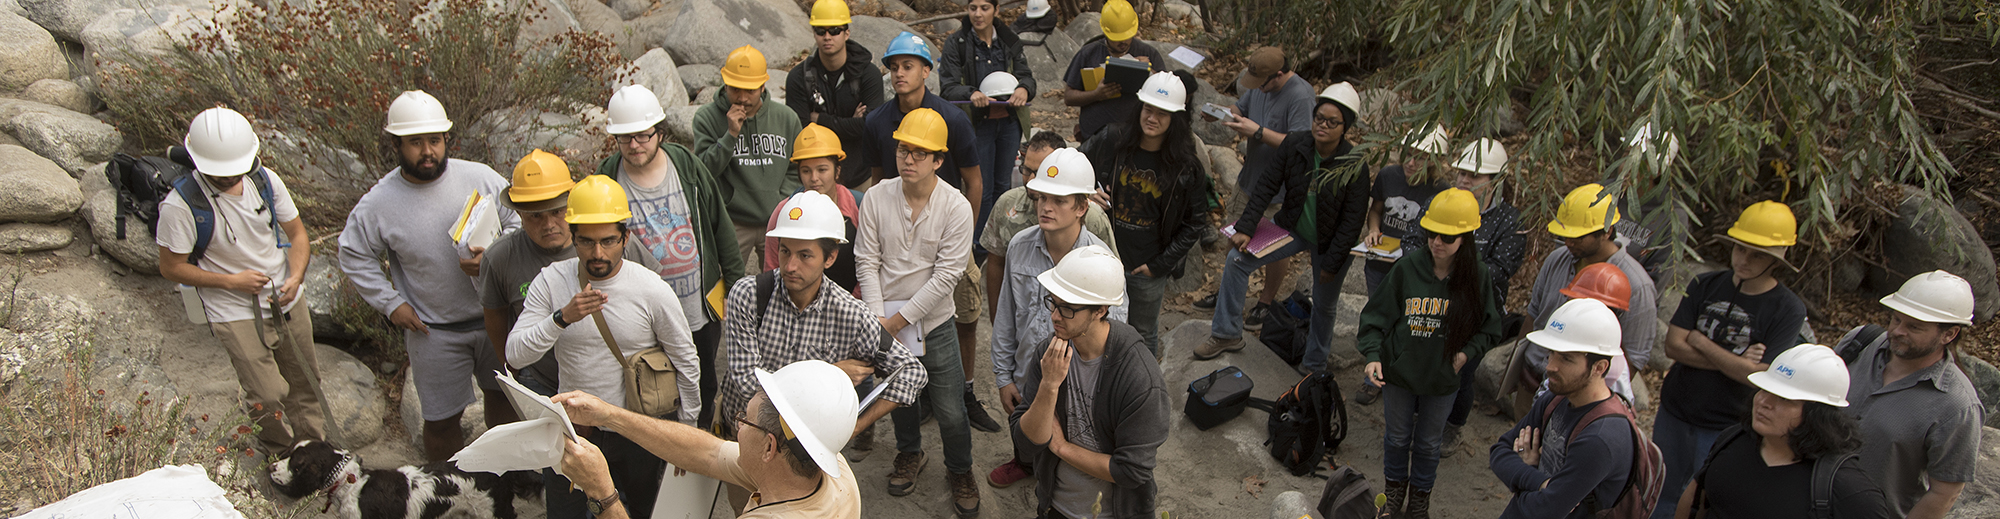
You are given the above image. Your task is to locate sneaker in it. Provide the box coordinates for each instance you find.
[887,451,926,496]
[950,471,982,517]
[965,388,1002,433]
[1441,424,1462,458]
[1244,303,1271,331]
[1354,383,1381,405]
[1192,292,1218,309]
[987,459,1032,488]
[1192,336,1244,360]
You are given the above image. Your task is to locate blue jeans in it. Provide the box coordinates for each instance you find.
[1124,271,1170,358]
[972,117,1021,256]
[1447,359,1477,426]
[1302,250,1353,372]
[891,321,973,474]
[1212,239,1309,341]
[1381,384,1455,491]
[1651,410,1724,519]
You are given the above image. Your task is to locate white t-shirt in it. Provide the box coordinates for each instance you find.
[155,170,301,323]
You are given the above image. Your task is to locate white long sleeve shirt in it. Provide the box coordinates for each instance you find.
[854,178,973,335]
[337,160,520,324]
[506,258,701,424]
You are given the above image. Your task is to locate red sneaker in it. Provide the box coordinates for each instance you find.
[987,459,1032,488]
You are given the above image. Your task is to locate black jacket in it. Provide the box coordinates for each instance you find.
[1233,131,1371,257]
[937,24,1036,121]
[784,41,886,187]
[1079,123,1211,278]
[1010,322,1170,519]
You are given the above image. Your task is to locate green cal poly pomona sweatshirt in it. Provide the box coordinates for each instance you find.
[1355,247,1506,396]
[691,87,804,225]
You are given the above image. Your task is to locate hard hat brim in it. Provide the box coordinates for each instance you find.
[185,138,260,178]
[1716,235,1796,270]
[1025,178,1094,197]
[1880,294,1974,326]
[605,115,666,136]
[809,17,851,26]
[721,74,769,90]
[1747,371,1849,407]
[1559,287,1630,311]
[1450,156,1504,175]
[766,227,850,244]
[1725,226,1795,248]
[1037,270,1125,307]
[500,190,568,213]
[383,120,453,137]
[1524,331,1620,357]
[1420,219,1478,236]
[753,367,852,478]
[566,210,634,225]
[1545,220,1606,239]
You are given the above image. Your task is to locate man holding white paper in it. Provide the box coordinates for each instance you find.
[339,90,520,461]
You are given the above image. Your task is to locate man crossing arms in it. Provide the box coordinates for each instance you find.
[1490,299,1636,518]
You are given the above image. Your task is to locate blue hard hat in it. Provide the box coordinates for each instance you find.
[881,31,934,68]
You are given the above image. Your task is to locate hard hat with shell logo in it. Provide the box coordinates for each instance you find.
[1025,148,1095,197]
[767,191,849,243]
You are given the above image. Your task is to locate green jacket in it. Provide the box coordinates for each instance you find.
[596,142,746,321]
[1355,248,1504,396]
[691,88,803,225]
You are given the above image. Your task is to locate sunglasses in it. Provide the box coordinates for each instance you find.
[1433,233,1465,245]
[814,26,848,36]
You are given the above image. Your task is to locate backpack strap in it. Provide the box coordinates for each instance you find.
[248,166,289,251]
[753,269,778,329]
[1691,425,1750,515]
[581,263,630,370]
[1838,324,1887,365]
[1810,452,1856,519]
[172,175,216,266]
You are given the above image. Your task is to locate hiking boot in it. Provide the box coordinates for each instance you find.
[846,423,875,461]
[1441,424,1462,458]
[950,471,982,517]
[1376,479,1407,519]
[1245,303,1271,331]
[1192,336,1244,360]
[987,459,1031,488]
[965,387,1002,433]
[886,451,926,496]
[1354,383,1382,405]
[1406,488,1432,519]
[1192,292,1218,309]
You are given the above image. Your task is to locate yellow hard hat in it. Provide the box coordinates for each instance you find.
[502,149,575,212]
[1420,188,1481,235]
[892,108,950,152]
[1100,0,1138,41]
[1547,183,1622,238]
[565,176,634,224]
[809,0,851,26]
[1724,200,1797,248]
[791,123,846,162]
[721,46,771,90]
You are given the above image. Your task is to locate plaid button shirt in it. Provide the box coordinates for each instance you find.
[717,271,927,427]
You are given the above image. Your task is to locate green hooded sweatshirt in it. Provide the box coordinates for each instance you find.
[1355,247,1505,396]
[691,87,803,225]
[595,142,746,321]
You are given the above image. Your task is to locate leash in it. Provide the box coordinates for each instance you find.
[259,284,348,447]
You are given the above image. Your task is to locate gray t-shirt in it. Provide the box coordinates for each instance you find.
[616,162,710,330]
[478,230,661,386]
[1521,247,1659,370]
[1051,354,1113,518]
[1235,74,1316,189]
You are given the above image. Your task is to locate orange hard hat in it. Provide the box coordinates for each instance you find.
[1560,262,1632,311]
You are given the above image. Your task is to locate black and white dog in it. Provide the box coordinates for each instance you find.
[268,440,541,519]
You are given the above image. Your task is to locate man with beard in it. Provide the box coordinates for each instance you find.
[339,90,520,461]
[694,45,804,265]
[1845,271,1982,519]
[1490,298,1635,519]
[507,176,700,517]
[787,0,884,189]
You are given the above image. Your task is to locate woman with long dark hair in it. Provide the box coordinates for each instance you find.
[1677,345,1890,519]
[1356,188,1504,519]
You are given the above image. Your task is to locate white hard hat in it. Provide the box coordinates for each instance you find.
[1525,298,1622,357]
[606,84,667,135]
[1451,137,1507,175]
[1747,344,1851,407]
[1136,72,1187,113]
[1024,0,1050,18]
[1024,148,1095,197]
[383,90,453,136]
[1403,125,1450,156]
[1316,82,1360,120]
[1880,270,1976,325]
[766,191,849,243]
[753,360,860,477]
[979,72,1020,99]
[1628,122,1680,167]
[1037,244,1126,306]
[184,107,261,177]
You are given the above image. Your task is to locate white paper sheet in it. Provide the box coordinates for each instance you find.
[494,371,578,441]
[1168,46,1206,69]
[450,417,568,475]
[650,467,723,519]
[881,300,924,356]
[455,195,501,258]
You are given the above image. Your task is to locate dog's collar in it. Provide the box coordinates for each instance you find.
[318,453,356,514]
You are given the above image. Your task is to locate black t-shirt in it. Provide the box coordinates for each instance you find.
[1693,434,1890,519]
[1368,164,1446,272]
[1109,150,1165,271]
[1061,39,1165,140]
[1660,271,1808,429]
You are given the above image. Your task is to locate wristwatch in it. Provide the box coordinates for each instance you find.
[553,311,571,328]
[588,492,621,515]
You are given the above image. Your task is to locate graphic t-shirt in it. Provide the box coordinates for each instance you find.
[1660,270,1808,429]
[1371,164,1447,246]
[618,164,710,330]
[1108,150,1165,271]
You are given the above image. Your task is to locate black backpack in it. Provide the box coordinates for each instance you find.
[1315,465,1377,519]
[1258,291,1312,365]
[1835,324,1888,365]
[1250,371,1347,477]
[107,148,284,264]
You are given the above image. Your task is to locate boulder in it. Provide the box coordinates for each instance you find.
[23,78,89,113]
[1269,490,1312,519]
[79,5,215,72]
[1063,12,1100,47]
[21,0,206,43]
[90,352,181,417]
[470,106,607,171]
[617,48,690,111]
[1474,338,1518,408]
[661,0,812,75]
[0,144,83,222]
[301,247,369,344]
[0,291,95,386]
[0,222,71,252]
[659,105,700,144]
[873,0,916,19]
[1192,77,1235,146]
[765,67,789,104]
[5,104,122,176]
[316,343,386,448]
[1962,355,2000,429]
[399,371,488,449]
[929,18,959,35]
[677,63,720,91]
[623,8,676,56]
[611,0,651,20]
[1945,426,2000,519]
[83,187,158,273]
[848,15,919,67]
[1873,185,2000,322]
[3,0,22,16]
[1325,292,1369,369]
[0,10,65,92]
[1487,102,1523,138]
[1159,0,1200,25]
[1147,40,1203,74]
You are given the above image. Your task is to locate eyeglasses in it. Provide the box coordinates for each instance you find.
[813,25,848,36]
[1312,115,1346,129]
[574,235,624,250]
[1044,295,1091,319]
[895,146,938,161]
[614,130,660,145]
[1432,233,1464,245]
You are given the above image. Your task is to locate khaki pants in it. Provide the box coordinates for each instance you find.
[734,220,766,268]
[210,302,325,451]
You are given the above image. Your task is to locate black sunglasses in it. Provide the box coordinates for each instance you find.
[1433,233,1465,245]
[814,26,848,36]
